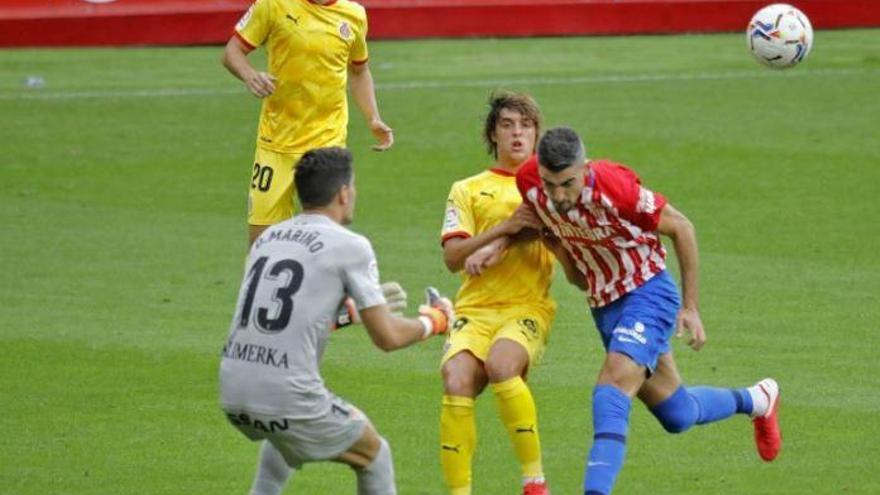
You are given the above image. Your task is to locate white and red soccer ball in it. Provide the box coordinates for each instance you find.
[747,3,814,69]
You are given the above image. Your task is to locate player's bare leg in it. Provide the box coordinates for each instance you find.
[485,339,548,494]
[440,351,488,494]
[637,352,683,407]
[442,350,489,400]
[596,352,649,395]
[335,423,397,495]
[249,224,269,246]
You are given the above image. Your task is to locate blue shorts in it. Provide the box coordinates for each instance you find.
[590,271,681,373]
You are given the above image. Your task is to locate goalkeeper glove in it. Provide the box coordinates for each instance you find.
[334,282,408,330]
[417,287,455,339]
[382,281,407,315]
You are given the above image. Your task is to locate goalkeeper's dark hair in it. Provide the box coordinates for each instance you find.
[294,147,353,208]
[537,126,586,172]
[483,91,542,158]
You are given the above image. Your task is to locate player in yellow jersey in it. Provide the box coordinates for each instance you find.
[222,0,393,245]
[439,92,556,495]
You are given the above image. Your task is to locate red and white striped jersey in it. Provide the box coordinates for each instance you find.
[516,156,668,308]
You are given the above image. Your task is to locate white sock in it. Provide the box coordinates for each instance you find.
[250,441,293,495]
[523,475,545,486]
[747,379,776,418]
[356,437,396,495]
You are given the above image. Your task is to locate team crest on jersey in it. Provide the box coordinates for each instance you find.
[339,21,353,40]
[236,3,255,30]
[518,318,539,340]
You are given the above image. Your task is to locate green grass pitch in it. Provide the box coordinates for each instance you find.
[1,30,879,494]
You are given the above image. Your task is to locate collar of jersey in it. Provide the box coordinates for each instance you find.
[489,167,516,177]
[293,212,338,225]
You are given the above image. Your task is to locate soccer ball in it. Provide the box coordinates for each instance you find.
[747,3,813,69]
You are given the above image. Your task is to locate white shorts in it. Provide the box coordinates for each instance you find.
[225,395,369,468]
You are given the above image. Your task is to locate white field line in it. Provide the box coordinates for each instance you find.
[0,67,876,101]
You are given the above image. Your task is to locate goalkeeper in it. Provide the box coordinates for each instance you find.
[219,147,453,495]
[437,92,556,495]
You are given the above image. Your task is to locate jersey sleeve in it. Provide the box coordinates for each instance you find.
[349,9,369,64]
[441,181,476,245]
[596,162,667,231]
[341,236,386,310]
[235,0,272,49]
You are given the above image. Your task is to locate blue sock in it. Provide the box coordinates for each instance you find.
[690,386,753,423]
[583,385,631,495]
[650,386,754,434]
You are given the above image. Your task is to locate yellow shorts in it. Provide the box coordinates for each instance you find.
[441,305,554,366]
[247,148,304,226]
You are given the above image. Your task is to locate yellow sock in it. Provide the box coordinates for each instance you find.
[492,376,543,479]
[440,395,476,494]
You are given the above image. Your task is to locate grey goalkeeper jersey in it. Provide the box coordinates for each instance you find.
[219,213,386,419]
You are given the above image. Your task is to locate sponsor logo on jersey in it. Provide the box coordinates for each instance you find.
[612,321,647,345]
[222,340,290,369]
[236,4,255,30]
[548,218,616,244]
[226,413,290,433]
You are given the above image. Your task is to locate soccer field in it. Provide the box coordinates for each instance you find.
[1,30,879,494]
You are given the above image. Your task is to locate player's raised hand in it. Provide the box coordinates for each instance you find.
[381,281,407,315]
[503,203,542,235]
[244,71,277,98]
[418,287,454,337]
[676,307,706,350]
[369,117,394,151]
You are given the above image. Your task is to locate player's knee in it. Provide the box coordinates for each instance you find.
[484,355,524,382]
[441,355,486,397]
[485,340,529,382]
[340,423,382,469]
[654,411,694,434]
[649,388,698,434]
[442,369,478,396]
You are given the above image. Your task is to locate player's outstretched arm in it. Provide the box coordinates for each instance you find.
[349,63,393,151]
[656,204,705,350]
[222,36,276,98]
[359,288,453,352]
